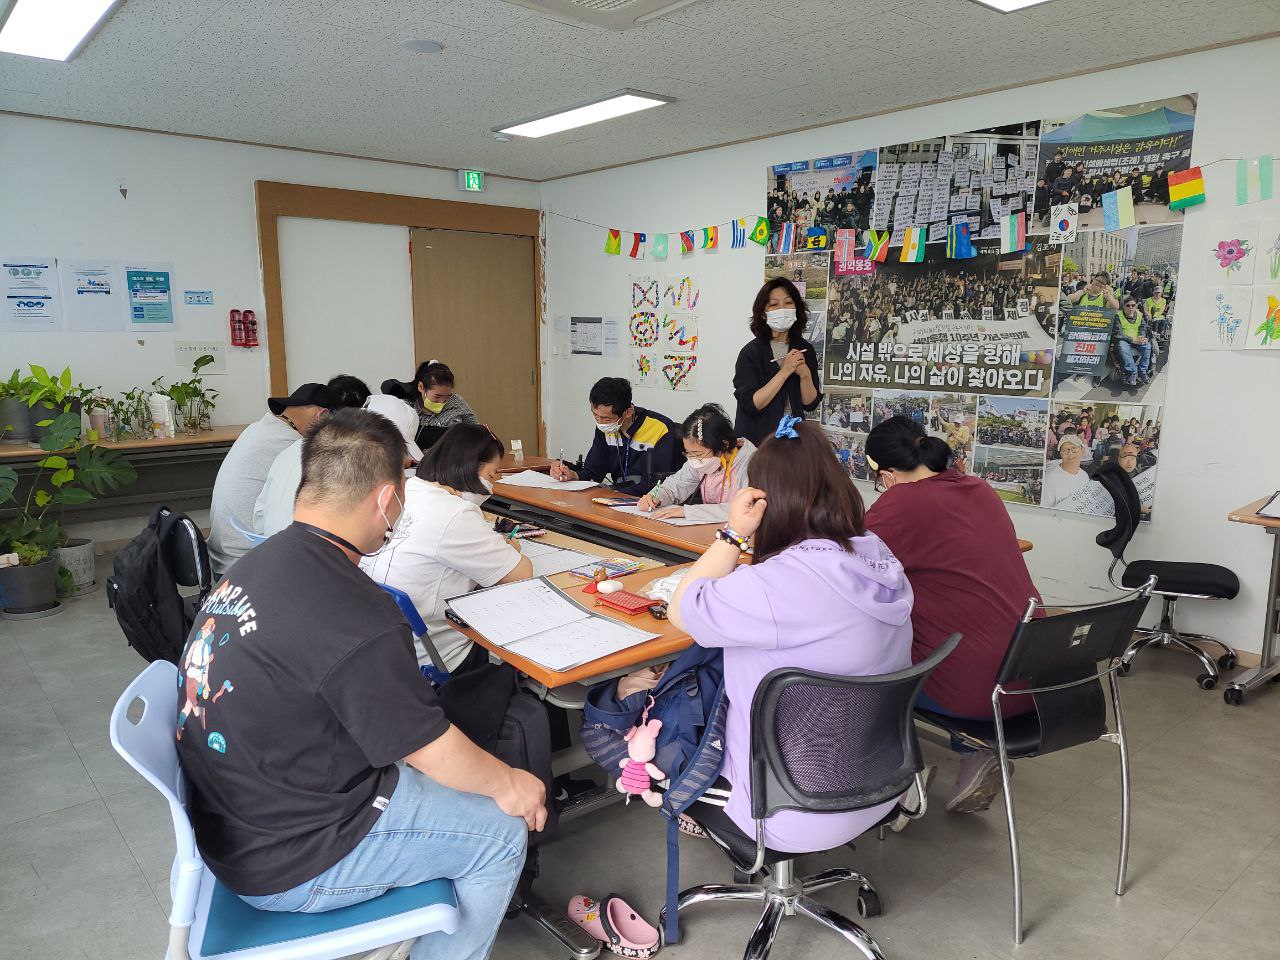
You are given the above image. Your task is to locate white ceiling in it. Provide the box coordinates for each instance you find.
[1,0,1277,181]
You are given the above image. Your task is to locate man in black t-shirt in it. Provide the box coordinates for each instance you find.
[176,409,545,960]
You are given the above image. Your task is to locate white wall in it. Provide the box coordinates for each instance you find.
[278,217,413,392]
[0,114,539,425]
[542,38,1280,654]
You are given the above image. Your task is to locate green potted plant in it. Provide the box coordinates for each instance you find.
[163,355,218,435]
[0,369,34,446]
[24,365,89,446]
[84,391,112,440]
[120,386,153,439]
[0,409,137,610]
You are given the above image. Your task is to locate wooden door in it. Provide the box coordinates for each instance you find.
[409,229,541,454]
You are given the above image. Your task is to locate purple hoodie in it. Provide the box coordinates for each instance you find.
[679,533,914,852]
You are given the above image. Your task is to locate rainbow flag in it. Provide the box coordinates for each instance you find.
[679,230,695,254]
[1167,166,1205,210]
[999,212,1027,253]
[651,233,669,260]
[864,230,889,262]
[604,229,621,256]
[701,225,718,250]
[627,232,646,259]
[776,222,795,254]
[946,222,975,259]
[730,219,746,248]
[899,227,925,263]
[1101,188,1135,232]
[749,217,770,246]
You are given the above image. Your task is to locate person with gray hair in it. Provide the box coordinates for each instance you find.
[176,408,545,960]
[1040,432,1090,508]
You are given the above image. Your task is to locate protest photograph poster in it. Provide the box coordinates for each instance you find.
[824,237,1058,398]
[820,386,873,434]
[973,445,1044,505]
[1053,224,1181,405]
[766,150,878,252]
[871,389,978,468]
[875,121,1041,243]
[1043,401,1163,518]
[1035,95,1196,233]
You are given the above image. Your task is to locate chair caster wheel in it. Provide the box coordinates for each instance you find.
[1218,653,1237,671]
[1116,660,1132,676]
[1224,687,1244,706]
[856,889,882,919]
[1197,673,1217,690]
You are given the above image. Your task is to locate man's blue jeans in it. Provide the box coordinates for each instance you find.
[241,765,527,960]
[1116,339,1151,384]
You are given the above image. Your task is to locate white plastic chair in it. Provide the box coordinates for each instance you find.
[109,661,459,960]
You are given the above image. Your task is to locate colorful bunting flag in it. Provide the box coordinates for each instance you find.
[701,226,718,250]
[749,217,771,246]
[834,229,859,265]
[731,219,747,248]
[627,232,646,259]
[1101,188,1135,232]
[1167,167,1205,210]
[804,227,829,249]
[679,230,695,255]
[651,233,669,260]
[1048,204,1077,243]
[775,222,795,254]
[1236,155,1274,205]
[999,212,1028,253]
[604,229,621,256]
[946,222,975,259]
[864,230,889,262]
[900,227,926,262]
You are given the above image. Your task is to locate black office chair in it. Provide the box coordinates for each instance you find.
[914,583,1154,944]
[1091,459,1240,688]
[670,634,961,960]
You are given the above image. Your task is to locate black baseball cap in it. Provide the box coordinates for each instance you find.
[268,383,340,415]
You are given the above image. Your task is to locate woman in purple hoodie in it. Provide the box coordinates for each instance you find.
[670,417,915,852]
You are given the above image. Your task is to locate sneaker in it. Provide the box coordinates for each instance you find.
[945,753,1010,814]
[889,764,936,832]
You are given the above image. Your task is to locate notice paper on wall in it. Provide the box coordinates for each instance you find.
[2,255,61,331]
[496,470,599,491]
[60,259,124,332]
[446,577,657,671]
[570,315,603,355]
[122,262,176,329]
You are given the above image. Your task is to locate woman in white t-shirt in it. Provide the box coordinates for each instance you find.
[361,423,532,672]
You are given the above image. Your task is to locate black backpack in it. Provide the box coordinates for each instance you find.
[106,505,212,664]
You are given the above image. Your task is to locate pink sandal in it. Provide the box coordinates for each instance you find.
[568,894,660,958]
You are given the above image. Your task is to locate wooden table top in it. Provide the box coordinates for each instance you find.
[497,453,553,474]
[1228,495,1280,531]
[0,423,246,460]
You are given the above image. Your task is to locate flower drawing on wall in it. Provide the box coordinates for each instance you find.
[1212,238,1251,272]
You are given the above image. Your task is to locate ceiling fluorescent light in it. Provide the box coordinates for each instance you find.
[969,0,1056,10]
[496,90,673,139]
[0,0,121,62]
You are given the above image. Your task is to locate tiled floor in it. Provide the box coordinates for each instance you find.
[2,555,1277,960]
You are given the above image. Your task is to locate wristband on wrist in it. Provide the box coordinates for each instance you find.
[716,525,752,552]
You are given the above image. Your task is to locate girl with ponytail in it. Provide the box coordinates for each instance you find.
[864,415,1041,819]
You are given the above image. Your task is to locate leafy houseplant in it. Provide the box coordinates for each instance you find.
[0,369,35,445]
[120,386,153,439]
[0,409,137,610]
[160,355,219,435]
[24,365,94,446]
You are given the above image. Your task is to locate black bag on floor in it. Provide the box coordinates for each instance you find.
[106,505,211,664]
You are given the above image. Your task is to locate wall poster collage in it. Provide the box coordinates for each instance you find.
[766,95,1199,520]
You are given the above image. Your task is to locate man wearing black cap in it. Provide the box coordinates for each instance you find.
[208,384,339,578]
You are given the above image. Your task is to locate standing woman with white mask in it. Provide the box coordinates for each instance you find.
[361,422,532,674]
[635,404,756,523]
[732,277,822,445]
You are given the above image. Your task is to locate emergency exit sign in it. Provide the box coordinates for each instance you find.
[458,169,484,192]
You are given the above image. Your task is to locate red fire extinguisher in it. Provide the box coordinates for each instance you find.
[243,310,259,347]
[229,309,246,346]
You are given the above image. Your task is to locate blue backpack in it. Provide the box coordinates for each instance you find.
[582,644,728,944]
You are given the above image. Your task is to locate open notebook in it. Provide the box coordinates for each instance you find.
[445,577,658,672]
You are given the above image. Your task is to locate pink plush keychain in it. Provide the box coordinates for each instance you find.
[617,697,664,807]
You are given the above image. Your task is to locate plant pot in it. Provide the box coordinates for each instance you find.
[29,398,81,446]
[54,538,98,598]
[0,556,62,619]
[0,396,30,445]
[88,410,110,439]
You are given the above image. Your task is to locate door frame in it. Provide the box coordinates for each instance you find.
[255,180,543,443]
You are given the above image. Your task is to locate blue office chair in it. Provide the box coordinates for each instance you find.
[378,583,451,686]
[109,661,458,960]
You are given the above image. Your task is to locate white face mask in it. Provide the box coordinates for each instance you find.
[479,475,495,494]
[766,308,796,331]
[596,420,622,435]
[687,456,721,476]
[458,491,489,507]
[378,486,406,544]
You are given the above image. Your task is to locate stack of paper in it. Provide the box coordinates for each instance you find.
[610,504,719,526]
[519,539,605,578]
[446,578,658,672]
[496,470,598,491]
